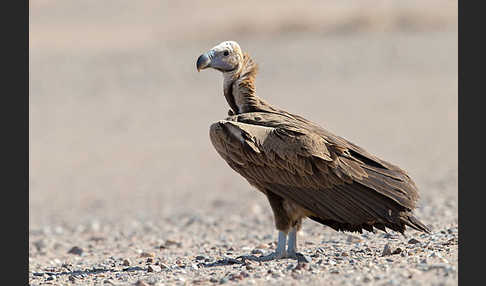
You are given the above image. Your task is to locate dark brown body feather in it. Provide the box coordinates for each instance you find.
[210,52,429,235]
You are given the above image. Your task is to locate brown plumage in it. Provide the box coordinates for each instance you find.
[197,41,429,261]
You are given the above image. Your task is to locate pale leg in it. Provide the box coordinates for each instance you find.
[286,227,298,258]
[274,230,288,257]
[238,231,288,261]
[286,227,310,262]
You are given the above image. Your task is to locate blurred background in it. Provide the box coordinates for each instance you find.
[29,0,457,229]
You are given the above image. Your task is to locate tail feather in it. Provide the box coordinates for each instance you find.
[403,214,431,233]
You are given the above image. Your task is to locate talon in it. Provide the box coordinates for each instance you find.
[287,251,298,259]
[295,253,312,263]
[236,255,259,262]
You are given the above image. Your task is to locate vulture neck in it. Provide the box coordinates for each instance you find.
[223,53,277,115]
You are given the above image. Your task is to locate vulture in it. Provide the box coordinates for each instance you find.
[196,41,430,261]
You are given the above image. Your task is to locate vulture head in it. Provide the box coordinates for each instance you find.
[196,41,243,73]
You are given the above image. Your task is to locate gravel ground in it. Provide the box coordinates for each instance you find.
[29,214,457,286]
[29,1,457,285]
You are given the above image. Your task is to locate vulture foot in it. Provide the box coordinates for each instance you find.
[237,229,310,262]
[236,251,309,262]
[237,251,287,262]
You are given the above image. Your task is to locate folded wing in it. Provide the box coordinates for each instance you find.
[210,112,429,233]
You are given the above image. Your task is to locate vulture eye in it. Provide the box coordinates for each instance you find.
[223,50,229,56]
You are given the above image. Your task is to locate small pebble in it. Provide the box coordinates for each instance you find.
[363,275,372,282]
[251,249,264,255]
[382,244,392,256]
[89,236,105,242]
[134,280,149,286]
[392,248,402,255]
[33,239,46,251]
[122,259,131,266]
[164,239,182,247]
[240,271,250,277]
[123,266,143,272]
[299,255,312,263]
[159,263,170,270]
[439,257,449,263]
[148,265,161,272]
[140,252,155,258]
[408,238,421,244]
[67,246,83,255]
[295,262,309,270]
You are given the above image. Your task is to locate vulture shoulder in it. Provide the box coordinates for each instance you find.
[210,112,427,233]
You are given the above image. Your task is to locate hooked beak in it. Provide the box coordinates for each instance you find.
[196,52,211,72]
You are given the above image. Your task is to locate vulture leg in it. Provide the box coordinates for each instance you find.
[237,193,308,262]
[274,230,288,258]
[287,227,298,257]
[237,231,287,261]
[286,226,309,262]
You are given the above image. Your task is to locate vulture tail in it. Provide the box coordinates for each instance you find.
[403,214,431,233]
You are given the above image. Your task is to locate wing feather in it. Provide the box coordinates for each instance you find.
[210,112,426,232]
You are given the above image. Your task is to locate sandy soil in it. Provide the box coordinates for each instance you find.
[29,1,457,285]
